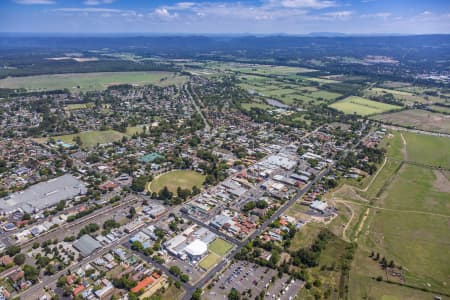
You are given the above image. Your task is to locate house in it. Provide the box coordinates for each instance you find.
[9,270,24,282]
[131,276,155,293]
[0,256,13,267]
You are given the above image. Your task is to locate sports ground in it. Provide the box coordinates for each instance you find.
[148,170,205,194]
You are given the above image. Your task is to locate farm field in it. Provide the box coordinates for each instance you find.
[148,170,205,194]
[238,74,342,106]
[364,87,446,105]
[198,253,221,270]
[0,71,187,92]
[371,109,450,134]
[208,238,234,256]
[429,104,450,114]
[207,62,315,76]
[51,130,126,148]
[329,96,402,116]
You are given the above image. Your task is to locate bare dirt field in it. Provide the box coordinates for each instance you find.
[372,109,450,134]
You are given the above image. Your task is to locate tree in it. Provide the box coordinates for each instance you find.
[228,288,241,300]
[169,266,181,277]
[5,245,21,257]
[129,207,136,218]
[180,274,189,283]
[131,175,151,192]
[23,264,39,282]
[21,213,31,221]
[14,253,26,265]
[158,186,173,200]
[191,288,202,300]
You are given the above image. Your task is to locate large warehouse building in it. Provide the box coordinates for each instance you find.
[0,174,87,214]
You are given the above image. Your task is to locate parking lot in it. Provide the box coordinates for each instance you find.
[206,261,303,299]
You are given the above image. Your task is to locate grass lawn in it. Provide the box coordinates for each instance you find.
[429,105,450,114]
[402,131,450,168]
[64,103,94,110]
[329,96,402,116]
[51,130,126,148]
[0,71,187,92]
[159,285,184,300]
[148,170,205,194]
[288,222,323,252]
[208,238,234,256]
[241,102,272,111]
[198,253,221,270]
[347,131,450,296]
[296,233,353,300]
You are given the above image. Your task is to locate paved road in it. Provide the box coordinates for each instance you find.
[13,195,139,249]
[16,220,146,299]
[181,129,370,300]
[184,85,211,131]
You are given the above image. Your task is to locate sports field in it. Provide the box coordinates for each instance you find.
[208,238,234,256]
[0,71,187,92]
[64,103,94,110]
[371,109,450,134]
[148,170,205,194]
[198,253,221,270]
[329,96,402,116]
[52,130,126,148]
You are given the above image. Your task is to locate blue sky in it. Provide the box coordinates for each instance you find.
[1,0,449,34]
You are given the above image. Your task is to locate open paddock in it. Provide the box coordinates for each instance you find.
[329,96,402,116]
[371,109,450,134]
[0,71,187,92]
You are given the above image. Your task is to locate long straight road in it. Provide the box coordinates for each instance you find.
[181,128,371,300]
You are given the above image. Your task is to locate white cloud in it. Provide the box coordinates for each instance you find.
[153,8,179,19]
[53,7,128,14]
[14,0,55,4]
[267,0,336,9]
[361,12,392,18]
[84,0,114,5]
[323,10,353,19]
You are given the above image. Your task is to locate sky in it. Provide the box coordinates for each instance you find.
[0,0,449,34]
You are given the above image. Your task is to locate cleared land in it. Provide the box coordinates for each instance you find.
[198,253,221,270]
[343,131,450,298]
[364,87,445,105]
[428,105,450,114]
[372,109,450,134]
[238,74,342,107]
[208,238,234,256]
[51,130,126,148]
[402,131,450,168]
[148,170,205,194]
[0,71,187,92]
[329,96,402,116]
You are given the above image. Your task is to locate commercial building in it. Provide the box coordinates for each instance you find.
[73,234,102,257]
[0,174,86,214]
